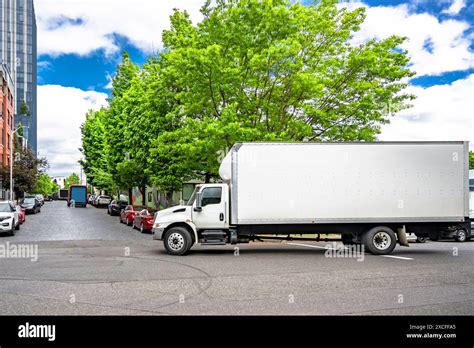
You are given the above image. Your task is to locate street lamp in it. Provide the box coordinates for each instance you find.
[10,125,28,201]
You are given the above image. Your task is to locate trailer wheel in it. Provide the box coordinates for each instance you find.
[164,227,193,256]
[362,226,397,255]
[454,229,467,242]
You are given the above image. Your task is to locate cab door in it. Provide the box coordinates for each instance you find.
[192,185,228,230]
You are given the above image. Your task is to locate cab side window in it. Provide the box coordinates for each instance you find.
[201,187,222,207]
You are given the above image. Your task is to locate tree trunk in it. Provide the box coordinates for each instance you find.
[141,185,146,207]
[205,172,211,183]
[128,188,133,205]
[166,191,173,208]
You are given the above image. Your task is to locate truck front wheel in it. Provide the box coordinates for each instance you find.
[362,226,397,255]
[164,227,193,256]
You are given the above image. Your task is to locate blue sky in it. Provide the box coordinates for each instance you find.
[34,0,474,177]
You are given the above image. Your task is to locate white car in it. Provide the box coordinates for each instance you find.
[94,195,112,207]
[0,201,20,236]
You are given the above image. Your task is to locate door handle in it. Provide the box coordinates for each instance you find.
[219,213,224,221]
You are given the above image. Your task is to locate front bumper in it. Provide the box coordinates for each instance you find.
[152,227,165,240]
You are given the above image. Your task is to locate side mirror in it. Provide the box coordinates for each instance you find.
[194,192,203,212]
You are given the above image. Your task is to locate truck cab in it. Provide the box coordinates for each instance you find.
[152,184,230,254]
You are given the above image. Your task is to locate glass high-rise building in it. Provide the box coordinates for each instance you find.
[0,0,37,154]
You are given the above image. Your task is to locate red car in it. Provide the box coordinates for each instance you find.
[133,209,154,233]
[120,205,137,226]
[16,205,25,224]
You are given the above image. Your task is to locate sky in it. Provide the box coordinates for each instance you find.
[35,0,474,177]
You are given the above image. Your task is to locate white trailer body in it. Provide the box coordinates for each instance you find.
[220,142,469,225]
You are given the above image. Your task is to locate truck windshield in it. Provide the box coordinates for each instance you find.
[186,186,201,206]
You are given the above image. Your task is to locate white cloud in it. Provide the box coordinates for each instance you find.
[37,85,108,177]
[380,74,474,150]
[442,0,466,15]
[343,2,474,76]
[34,0,205,56]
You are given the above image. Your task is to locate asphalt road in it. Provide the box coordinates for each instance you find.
[0,201,473,315]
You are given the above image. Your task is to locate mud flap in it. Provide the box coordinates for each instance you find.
[397,225,409,247]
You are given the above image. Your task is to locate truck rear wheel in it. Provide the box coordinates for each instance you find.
[164,227,193,256]
[362,226,397,255]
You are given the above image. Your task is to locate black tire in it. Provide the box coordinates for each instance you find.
[127,219,132,226]
[140,223,147,234]
[15,221,20,230]
[361,226,397,255]
[163,227,193,256]
[454,229,467,242]
[9,228,15,237]
[119,216,123,224]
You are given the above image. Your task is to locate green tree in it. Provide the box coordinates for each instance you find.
[33,173,55,195]
[470,151,474,170]
[65,173,80,189]
[0,136,48,198]
[150,0,415,186]
[81,0,416,205]
[80,109,114,191]
[19,100,30,116]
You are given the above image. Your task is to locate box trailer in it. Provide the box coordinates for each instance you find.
[67,185,88,208]
[152,142,470,255]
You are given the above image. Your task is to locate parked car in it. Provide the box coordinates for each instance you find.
[107,200,128,216]
[15,205,25,225]
[0,201,20,236]
[20,197,42,214]
[94,195,112,208]
[35,194,45,206]
[406,233,426,243]
[120,205,137,226]
[133,209,154,233]
[43,195,53,202]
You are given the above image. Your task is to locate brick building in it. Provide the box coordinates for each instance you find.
[0,63,14,199]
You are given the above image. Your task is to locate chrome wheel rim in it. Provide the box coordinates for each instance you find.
[457,231,466,241]
[168,233,185,251]
[373,231,391,250]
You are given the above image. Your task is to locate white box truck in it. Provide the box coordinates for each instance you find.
[152,142,470,255]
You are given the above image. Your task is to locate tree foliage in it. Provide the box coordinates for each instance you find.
[33,173,58,195]
[81,0,415,200]
[64,173,80,189]
[0,137,48,197]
